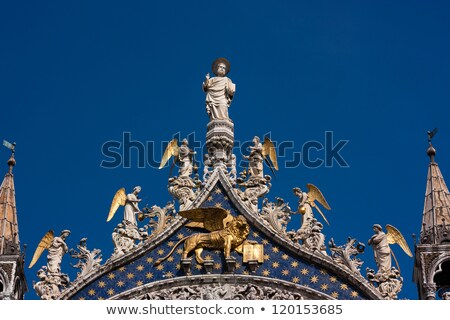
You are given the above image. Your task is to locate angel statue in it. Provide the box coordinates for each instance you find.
[244,136,278,178]
[202,57,236,121]
[29,229,71,294]
[159,138,196,178]
[154,207,251,266]
[292,184,331,240]
[107,186,143,226]
[29,230,70,274]
[368,224,412,274]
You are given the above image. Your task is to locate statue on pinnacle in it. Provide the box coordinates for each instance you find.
[202,58,236,121]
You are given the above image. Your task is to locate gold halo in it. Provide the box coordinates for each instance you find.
[212,57,231,76]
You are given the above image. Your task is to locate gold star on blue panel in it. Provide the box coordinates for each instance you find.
[71,182,365,300]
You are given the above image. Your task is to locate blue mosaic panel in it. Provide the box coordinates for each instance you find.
[72,183,365,300]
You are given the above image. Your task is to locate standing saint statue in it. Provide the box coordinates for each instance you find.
[202,58,236,121]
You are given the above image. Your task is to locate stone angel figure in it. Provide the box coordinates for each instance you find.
[159,138,196,178]
[292,184,331,240]
[368,224,413,274]
[154,207,251,265]
[28,230,70,285]
[245,136,278,178]
[107,186,143,226]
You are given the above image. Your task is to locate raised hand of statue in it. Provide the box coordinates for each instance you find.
[204,73,210,88]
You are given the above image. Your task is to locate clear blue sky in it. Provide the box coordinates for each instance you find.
[2,1,450,300]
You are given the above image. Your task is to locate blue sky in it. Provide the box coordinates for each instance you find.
[2,1,450,299]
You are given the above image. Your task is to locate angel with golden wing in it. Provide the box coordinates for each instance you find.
[159,138,196,178]
[29,230,71,277]
[106,186,143,225]
[368,224,412,274]
[245,136,278,178]
[293,184,331,232]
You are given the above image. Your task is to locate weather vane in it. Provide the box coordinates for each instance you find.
[427,128,438,143]
[3,140,16,154]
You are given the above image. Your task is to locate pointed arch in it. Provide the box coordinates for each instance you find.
[0,268,9,294]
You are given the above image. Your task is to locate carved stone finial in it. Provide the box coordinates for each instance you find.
[70,238,102,279]
[260,198,292,238]
[329,237,365,273]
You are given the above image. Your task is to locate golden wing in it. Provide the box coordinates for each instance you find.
[262,137,278,170]
[386,224,413,257]
[180,207,232,231]
[106,188,127,222]
[159,139,179,169]
[28,230,54,269]
[306,183,331,210]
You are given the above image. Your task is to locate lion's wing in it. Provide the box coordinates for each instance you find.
[180,207,231,231]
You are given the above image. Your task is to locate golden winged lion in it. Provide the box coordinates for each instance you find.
[154,207,250,265]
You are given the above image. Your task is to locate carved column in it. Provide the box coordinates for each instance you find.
[205,120,234,168]
[424,283,437,300]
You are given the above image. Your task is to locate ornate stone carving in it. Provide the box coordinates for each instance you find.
[69,238,102,279]
[142,202,176,237]
[329,237,365,273]
[289,219,327,255]
[441,290,450,300]
[33,267,63,300]
[139,283,303,300]
[203,154,213,182]
[423,283,437,300]
[109,220,148,261]
[236,173,271,212]
[260,198,292,237]
[420,222,450,244]
[366,267,403,300]
[205,120,234,168]
[227,154,237,186]
[168,175,200,211]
